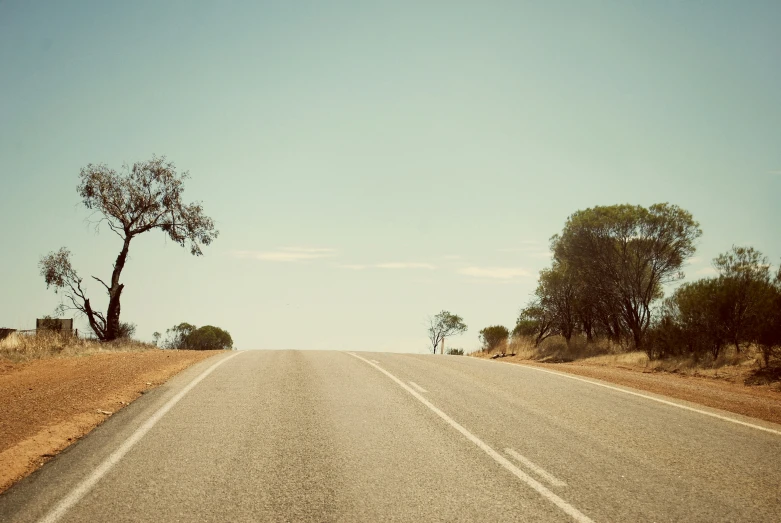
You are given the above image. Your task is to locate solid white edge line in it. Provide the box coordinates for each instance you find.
[409,381,428,393]
[347,352,593,523]
[505,448,567,488]
[484,359,781,437]
[38,351,244,523]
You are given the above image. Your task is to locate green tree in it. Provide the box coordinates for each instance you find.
[185,325,234,350]
[713,246,774,353]
[551,203,701,350]
[163,322,197,349]
[536,263,577,345]
[162,322,233,350]
[427,311,467,354]
[479,325,509,352]
[513,302,556,347]
[39,157,218,341]
[669,279,730,360]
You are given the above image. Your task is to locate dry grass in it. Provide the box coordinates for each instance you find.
[470,336,779,388]
[0,331,156,364]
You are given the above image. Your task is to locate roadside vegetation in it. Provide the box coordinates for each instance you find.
[156,322,234,350]
[38,156,218,342]
[472,203,781,387]
[0,330,155,364]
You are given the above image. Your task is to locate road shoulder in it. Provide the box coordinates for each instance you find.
[0,350,222,493]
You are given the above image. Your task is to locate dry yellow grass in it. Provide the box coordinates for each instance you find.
[470,335,777,388]
[0,331,156,363]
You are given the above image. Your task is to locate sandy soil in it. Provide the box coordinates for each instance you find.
[474,353,781,426]
[0,350,219,493]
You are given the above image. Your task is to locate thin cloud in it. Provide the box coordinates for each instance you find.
[458,266,530,280]
[687,257,702,264]
[337,264,368,270]
[696,267,718,276]
[376,262,436,270]
[337,262,436,270]
[234,247,336,262]
[442,254,462,260]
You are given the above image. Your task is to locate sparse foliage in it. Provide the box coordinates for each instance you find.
[40,157,218,341]
[427,311,467,354]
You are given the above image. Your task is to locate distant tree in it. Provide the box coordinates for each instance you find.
[668,279,730,360]
[536,263,577,345]
[713,246,773,353]
[513,303,556,347]
[39,157,218,341]
[185,325,234,350]
[162,322,233,350]
[551,203,701,349]
[427,311,467,354]
[152,331,162,347]
[479,325,509,352]
[163,322,197,349]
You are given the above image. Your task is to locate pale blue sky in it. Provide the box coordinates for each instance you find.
[2,1,780,352]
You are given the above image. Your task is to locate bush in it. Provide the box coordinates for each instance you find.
[479,325,509,352]
[447,347,464,355]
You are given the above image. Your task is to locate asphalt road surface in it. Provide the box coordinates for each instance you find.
[2,351,780,522]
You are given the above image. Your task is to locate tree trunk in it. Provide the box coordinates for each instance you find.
[83,298,106,340]
[104,237,131,341]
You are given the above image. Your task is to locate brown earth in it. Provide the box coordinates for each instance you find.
[0,350,219,493]
[474,353,781,426]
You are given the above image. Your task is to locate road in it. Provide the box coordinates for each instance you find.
[1,350,780,522]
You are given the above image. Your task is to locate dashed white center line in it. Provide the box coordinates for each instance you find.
[347,352,593,523]
[505,448,567,488]
[409,381,428,393]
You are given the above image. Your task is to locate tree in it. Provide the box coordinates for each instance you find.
[40,157,218,341]
[162,323,233,350]
[479,325,509,352]
[713,246,773,353]
[535,263,577,345]
[427,311,467,354]
[185,325,234,350]
[163,322,197,349]
[513,303,556,347]
[666,279,729,360]
[551,203,701,350]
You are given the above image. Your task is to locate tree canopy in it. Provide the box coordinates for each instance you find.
[550,203,701,349]
[163,323,233,350]
[40,157,218,341]
[478,325,509,352]
[427,311,467,354]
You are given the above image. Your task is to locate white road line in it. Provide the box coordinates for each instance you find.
[489,359,781,437]
[37,351,244,523]
[505,448,567,488]
[409,381,428,393]
[347,352,593,523]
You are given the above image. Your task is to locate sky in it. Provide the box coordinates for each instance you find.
[1,1,780,352]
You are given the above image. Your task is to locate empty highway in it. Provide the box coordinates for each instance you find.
[1,350,779,522]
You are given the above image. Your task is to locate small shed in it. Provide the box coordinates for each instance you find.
[36,318,74,333]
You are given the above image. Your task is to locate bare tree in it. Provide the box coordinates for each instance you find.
[40,156,218,341]
[427,311,467,354]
